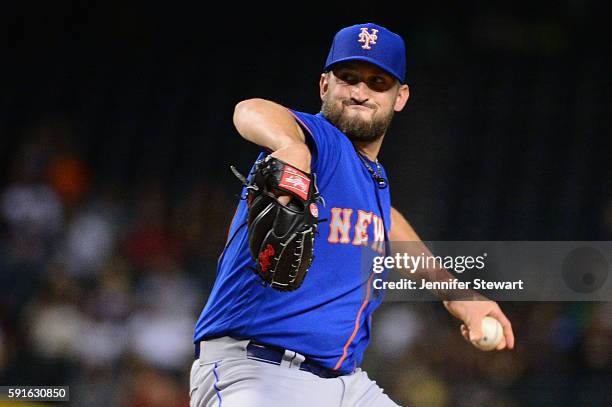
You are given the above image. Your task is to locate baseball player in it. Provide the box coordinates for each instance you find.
[190,23,515,407]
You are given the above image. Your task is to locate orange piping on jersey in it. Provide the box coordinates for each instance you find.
[217,205,241,263]
[333,272,374,371]
[225,205,239,244]
[287,109,314,138]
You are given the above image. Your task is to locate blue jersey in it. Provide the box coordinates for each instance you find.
[193,109,392,374]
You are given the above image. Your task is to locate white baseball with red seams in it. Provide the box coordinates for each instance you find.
[476,316,504,351]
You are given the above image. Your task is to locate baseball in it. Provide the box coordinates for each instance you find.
[475,316,504,351]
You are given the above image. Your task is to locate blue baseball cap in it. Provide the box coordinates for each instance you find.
[324,23,407,84]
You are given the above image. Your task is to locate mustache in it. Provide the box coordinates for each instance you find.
[342,100,377,109]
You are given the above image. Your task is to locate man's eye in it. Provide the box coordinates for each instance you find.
[369,77,388,87]
[339,73,359,84]
[368,77,392,91]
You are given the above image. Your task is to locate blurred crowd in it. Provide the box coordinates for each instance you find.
[1,121,610,407]
[0,123,232,406]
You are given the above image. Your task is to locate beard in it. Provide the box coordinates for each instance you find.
[321,95,394,142]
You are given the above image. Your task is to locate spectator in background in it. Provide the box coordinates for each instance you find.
[123,183,178,273]
[1,138,63,263]
[0,131,65,325]
[62,196,121,279]
[47,153,89,211]
[122,367,189,407]
[21,272,82,384]
[126,262,199,373]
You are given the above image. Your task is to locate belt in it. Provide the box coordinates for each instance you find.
[195,339,342,379]
[246,341,341,379]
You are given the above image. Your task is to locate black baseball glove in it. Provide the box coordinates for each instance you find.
[231,155,323,291]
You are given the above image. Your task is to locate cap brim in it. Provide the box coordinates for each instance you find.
[324,56,404,83]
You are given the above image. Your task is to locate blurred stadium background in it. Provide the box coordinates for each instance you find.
[1,2,610,406]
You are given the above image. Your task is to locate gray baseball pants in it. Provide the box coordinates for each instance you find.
[189,336,400,407]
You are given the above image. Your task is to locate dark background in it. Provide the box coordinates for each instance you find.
[0,2,610,406]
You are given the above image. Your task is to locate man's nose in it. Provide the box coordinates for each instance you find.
[349,81,369,102]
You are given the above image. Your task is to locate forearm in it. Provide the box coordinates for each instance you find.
[389,210,512,348]
[393,242,482,301]
[389,207,482,301]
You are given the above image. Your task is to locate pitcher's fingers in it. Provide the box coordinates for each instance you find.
[495,336,507,350]
[277,195,291,206]
[460,324,470,342]
[488,308,514,349]
[466,317,483,342]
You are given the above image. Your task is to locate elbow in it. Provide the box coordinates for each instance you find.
[234,98,262,117]
[232,98,304,150]
[233,98,267,131]
[233,98,270,142]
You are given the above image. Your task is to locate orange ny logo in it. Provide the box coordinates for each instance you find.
[358,27,378,50]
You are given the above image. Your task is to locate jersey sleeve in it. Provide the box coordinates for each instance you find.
[288,109,342,174]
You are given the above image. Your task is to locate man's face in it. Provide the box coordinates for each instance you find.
[320,60,409,142]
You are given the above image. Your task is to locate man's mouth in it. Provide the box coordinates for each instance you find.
[347,105,371,111]
[343,101,376,111]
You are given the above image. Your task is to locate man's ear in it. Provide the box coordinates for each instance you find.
[319,73,329,100]
[394,84,410,112]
